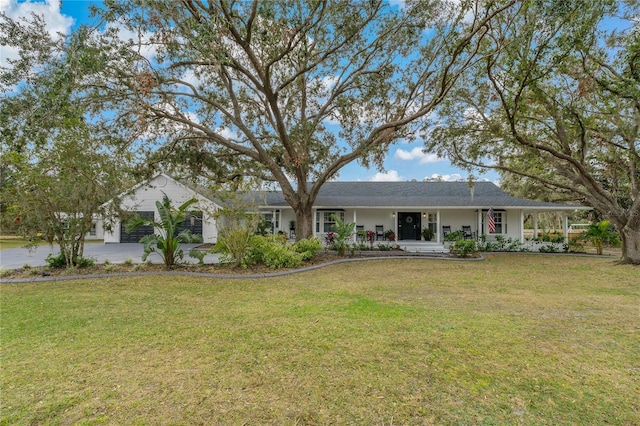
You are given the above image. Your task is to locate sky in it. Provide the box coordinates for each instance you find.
[1,0,501,184]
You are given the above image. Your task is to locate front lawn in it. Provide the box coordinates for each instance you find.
[2,255,638,424]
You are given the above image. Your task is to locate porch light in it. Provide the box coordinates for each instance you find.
[423,213,426,218]
[392,212,395,218]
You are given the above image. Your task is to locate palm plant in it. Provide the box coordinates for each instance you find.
[581,220,620,255]
[330,214,355,256]
[125,194,200,268]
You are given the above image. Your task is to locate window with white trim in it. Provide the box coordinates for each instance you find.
[316,211,344,233]
[484,211,505,234]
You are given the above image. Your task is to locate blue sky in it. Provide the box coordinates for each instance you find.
[3,0,500,183]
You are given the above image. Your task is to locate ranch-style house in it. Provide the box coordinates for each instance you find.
[93,174,588,248]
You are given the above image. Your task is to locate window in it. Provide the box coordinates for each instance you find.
[316,211,344,233]
[427,213,437,234]
[260,210,280,233]
[89,221,97,236]
[484,211,505,234]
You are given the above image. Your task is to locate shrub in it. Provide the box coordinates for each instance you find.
[45,253,67,268]
[214,226,255,268]
[45,252,95,268]
[188,248,206,265]
[293,238,322,261]
[580,220,620,255]
[330,214,356,256]
[538,244,560,253]
[0,267,11,278]
[444,230,463,242]
[249,235,303,269]
[565,240,584,253]
[450,239,478,257]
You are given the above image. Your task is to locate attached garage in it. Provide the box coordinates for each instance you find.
[119,211,154,243]
[176,211,203,238]
[102,174,220,244]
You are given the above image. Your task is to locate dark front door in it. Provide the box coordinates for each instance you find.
[398,212,421,241]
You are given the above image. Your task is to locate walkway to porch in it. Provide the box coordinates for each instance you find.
[396,241,448,253]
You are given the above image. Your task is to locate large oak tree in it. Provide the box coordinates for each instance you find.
[428,0,640,264]
[52,0,514,239]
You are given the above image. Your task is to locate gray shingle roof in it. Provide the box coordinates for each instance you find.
[260,181,583,210]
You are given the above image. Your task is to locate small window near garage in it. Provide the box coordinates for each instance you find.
[89,221,97,236]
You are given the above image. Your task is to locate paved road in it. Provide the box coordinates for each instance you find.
[0,243,221,269]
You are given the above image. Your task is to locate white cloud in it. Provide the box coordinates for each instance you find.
[425,173,464,182]
[394,147,443,164]
[370,170,403,182]
[0,0,74,67]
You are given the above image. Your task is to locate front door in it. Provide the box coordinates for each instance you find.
[398,212,421,240]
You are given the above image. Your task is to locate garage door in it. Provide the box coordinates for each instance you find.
[175,211,203,238]
[120,211,155,243]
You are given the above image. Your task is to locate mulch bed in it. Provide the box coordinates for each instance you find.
[1,250,455,281]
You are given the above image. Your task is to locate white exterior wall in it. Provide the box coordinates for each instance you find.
[103,174,219,243]
[438,209,479,239]
[277,207,525,241]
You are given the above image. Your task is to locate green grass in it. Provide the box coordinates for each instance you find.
[2,255,639,424]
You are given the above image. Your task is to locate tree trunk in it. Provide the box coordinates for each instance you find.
[294,201,314,241]
[619,223,640,265]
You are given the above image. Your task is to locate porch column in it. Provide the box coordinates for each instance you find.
[563,213,569,244]
[353,210,357,243]
[312,209,316,238]
[520,210,525,243]
[273,209,277,234]
[393,210,398,242]
[477,209,482,239]
[533,213,539,239]
[436,209,441,244]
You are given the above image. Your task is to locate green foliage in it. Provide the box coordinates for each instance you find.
[564,240,584,253]
[214,226,255,268]
[45,253,95,269]
[188,248,206,265]
[247,236,303,269]
[126,194,200,269]
[450,239,477,257]
[293,238,322,261]
[421,227,434,241]
[444,230,464,242]
[538,245,560,253]
[581,220,620,255]
[18,0,513,240]
[477,234,529,252]
[330,214,355,256]
[428,1,640,263]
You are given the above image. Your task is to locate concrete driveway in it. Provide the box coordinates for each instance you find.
[0,243,221,269]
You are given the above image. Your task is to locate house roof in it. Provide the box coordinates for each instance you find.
[259,181,586,210]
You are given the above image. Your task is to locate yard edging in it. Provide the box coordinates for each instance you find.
[1,253,484,284]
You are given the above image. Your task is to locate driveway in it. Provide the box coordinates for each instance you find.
[0,243,221,269]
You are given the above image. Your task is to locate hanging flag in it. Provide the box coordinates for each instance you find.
[487,208,496,233]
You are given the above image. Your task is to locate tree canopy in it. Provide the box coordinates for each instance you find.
[428,0,640,264]
[19,0,513,239]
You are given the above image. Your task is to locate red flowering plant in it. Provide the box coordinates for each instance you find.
[366,230,376,249]
[385,230,396,242]
[324,231,335,248]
